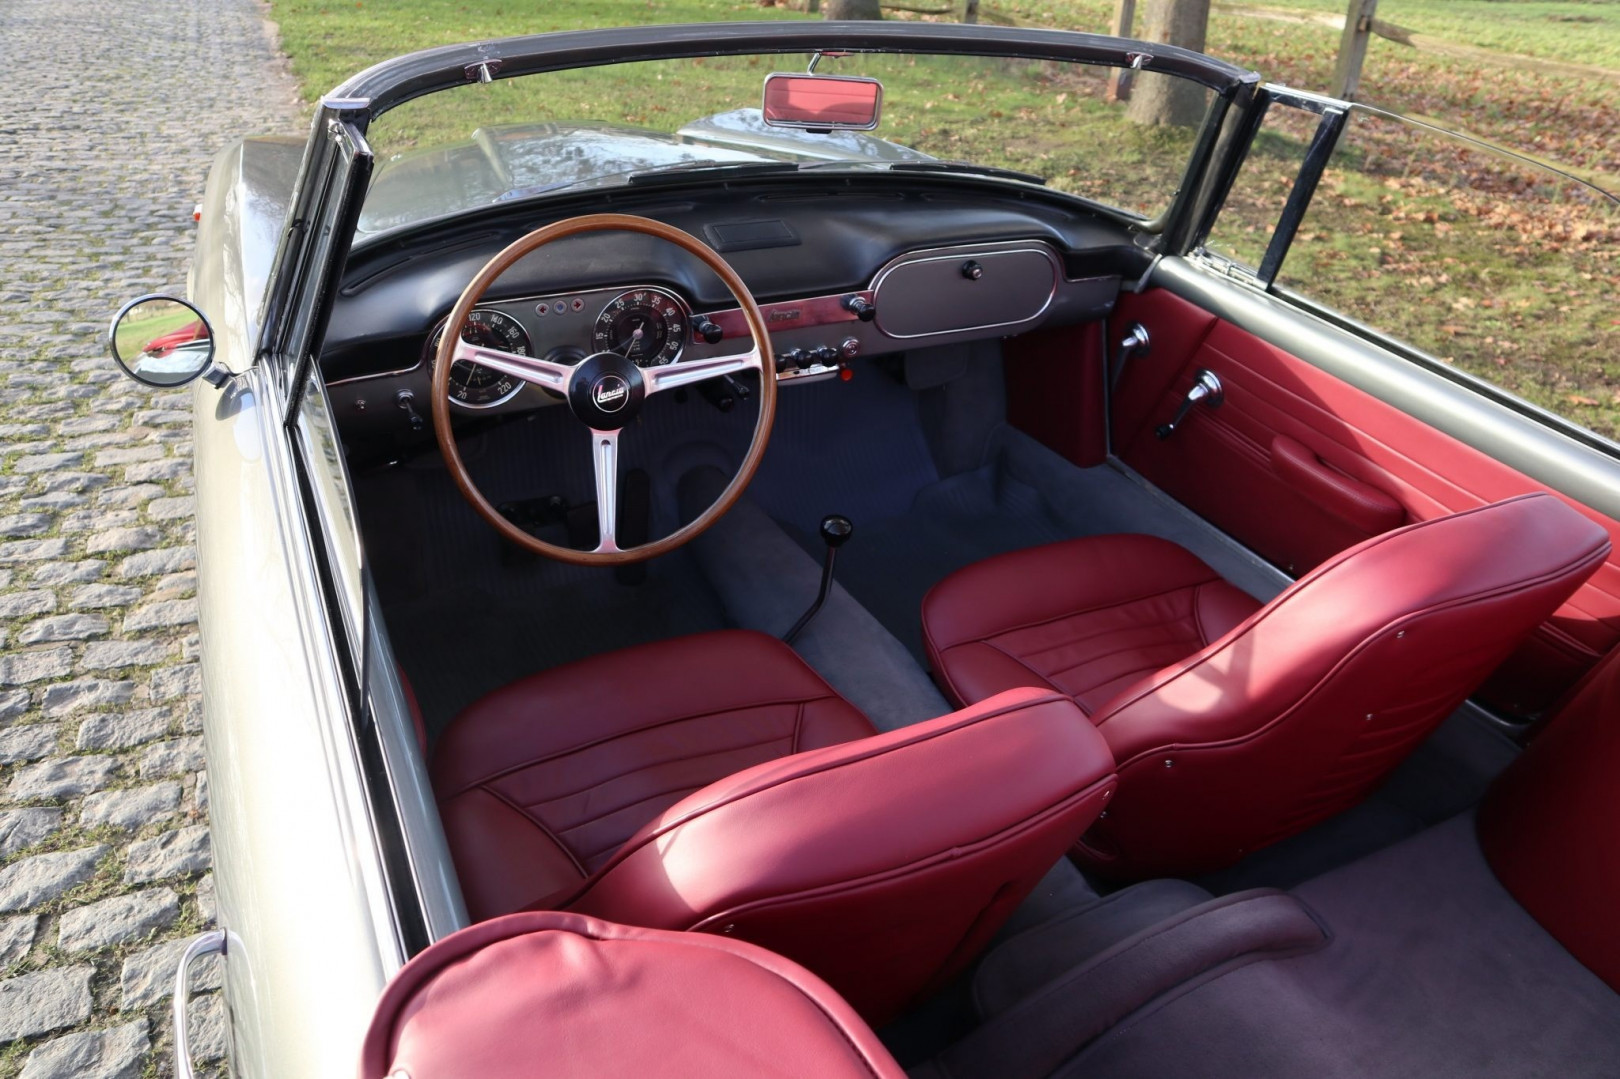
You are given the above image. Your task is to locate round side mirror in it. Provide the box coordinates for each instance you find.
[108,295,216,387]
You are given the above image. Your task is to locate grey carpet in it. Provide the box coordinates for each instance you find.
[1055,813,1620,1079]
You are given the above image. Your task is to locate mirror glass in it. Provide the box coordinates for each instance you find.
[762,74,882,131]
[108,296,214,387]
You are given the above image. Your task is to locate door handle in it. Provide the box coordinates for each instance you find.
[1270,435,1404,534]
[1156,369,1223,439]
[173,930,226,1079]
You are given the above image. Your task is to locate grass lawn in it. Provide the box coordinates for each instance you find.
[268,0,1620,438]
[113,302,199,360]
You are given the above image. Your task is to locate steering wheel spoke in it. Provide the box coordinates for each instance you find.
[452,337,573,392]
[589,429,622,554]
[644,349,763,395]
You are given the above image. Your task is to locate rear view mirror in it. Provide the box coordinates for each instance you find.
[762,73,883,131]
[108,295,217,387]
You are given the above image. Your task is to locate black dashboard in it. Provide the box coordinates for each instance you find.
[322,178,1149,446]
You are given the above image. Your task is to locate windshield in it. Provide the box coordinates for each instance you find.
[359,50,1214,236]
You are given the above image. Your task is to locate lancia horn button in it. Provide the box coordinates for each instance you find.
[591,374,630,412]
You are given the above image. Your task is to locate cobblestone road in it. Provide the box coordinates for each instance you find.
[0,1,301,1074]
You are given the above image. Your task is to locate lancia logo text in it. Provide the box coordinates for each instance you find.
[592,374,630,412]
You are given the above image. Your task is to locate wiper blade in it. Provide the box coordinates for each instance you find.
[888,161,1047,186]
[625,162,801,187]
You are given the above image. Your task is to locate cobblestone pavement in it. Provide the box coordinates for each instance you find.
[0,0,301,1074]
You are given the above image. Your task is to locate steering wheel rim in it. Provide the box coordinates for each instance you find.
[431,213,777,565]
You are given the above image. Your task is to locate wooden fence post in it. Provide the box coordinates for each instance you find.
[1106,0,1137,103]
[962,0,978,23]
[1332,0,1380,99]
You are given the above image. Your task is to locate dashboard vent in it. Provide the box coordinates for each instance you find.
[702,219,800,253]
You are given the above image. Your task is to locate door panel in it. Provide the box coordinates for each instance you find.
[1114,283,1620,716]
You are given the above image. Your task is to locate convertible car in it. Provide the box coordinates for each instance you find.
[107,20,1620,1079]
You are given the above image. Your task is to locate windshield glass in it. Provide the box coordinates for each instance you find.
[359,51,1214,236]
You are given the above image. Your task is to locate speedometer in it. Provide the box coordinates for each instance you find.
[592,288,689,368]
[425,308,530,408]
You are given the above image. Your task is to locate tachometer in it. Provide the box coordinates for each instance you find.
[592,288,689,367]
[425,309,530,408]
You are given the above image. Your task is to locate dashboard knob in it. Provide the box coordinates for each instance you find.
[776,348,806,374]
[813,346,839,365]
[839,337,860,359]
[843,295,875,322]
[692,315,724,345]
[961,260,983,280]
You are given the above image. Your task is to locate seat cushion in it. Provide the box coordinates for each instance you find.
[922,534,1262,714]
[432,630,875,921]
[360,911,906,1079]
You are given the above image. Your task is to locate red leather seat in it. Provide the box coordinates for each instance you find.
[360,911,906,1079]
[923,493,1610,879]
[433,630,1117,1024]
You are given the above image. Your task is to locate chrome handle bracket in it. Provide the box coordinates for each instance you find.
[173,930,226,1079]
[1156,369,1224,439]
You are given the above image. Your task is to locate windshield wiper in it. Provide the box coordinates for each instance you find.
[625,162,801,187]
[888,161,1047,186]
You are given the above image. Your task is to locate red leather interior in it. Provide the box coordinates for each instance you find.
[1110,287,1620,715]
[1479,645,1620,993]
[923,495,1609,880]
[568,686,1116,1024]
[921,533,1261,715]
[433,631,1117,1025]
[359,910,906,1079]
[432,630,874,921]
[1003,322,1108,468]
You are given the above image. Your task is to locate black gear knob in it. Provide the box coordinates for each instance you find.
[819,514,853,549]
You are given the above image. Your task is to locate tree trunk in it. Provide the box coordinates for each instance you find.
[824,0,883,18]
[1125,0,1211,128]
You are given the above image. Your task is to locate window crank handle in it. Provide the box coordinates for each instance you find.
[1156,369,1224,439]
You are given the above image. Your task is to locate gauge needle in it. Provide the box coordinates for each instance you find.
[624,324,644,356]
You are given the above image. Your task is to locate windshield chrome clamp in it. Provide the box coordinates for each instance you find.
[1127,52,1153,70]
[465,59,502,84]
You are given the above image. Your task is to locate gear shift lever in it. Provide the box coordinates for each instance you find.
[784,514,853,645]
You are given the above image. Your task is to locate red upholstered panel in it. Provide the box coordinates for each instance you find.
[432,630,874,920]
[568,687,1117,1025]
[1081,494,1608,879]
[1116,286,1620,714]
[359,911,905,1079]
[922,533,1260,714]
[1004,322,1108,467]
[1479,647,1620,992]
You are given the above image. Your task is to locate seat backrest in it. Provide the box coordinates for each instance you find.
[564,687,1117,1026]
[1081,493,1609,880]
[1479,642,1620,992]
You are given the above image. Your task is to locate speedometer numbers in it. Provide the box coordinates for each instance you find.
[593,288,688,367]
[426,309,529,408]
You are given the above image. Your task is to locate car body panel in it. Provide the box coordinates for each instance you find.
[188,137,463,1078]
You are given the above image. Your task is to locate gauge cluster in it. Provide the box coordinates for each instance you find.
[420,285,694,412]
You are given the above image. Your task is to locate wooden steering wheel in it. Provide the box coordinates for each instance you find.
[431,214,776,565]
